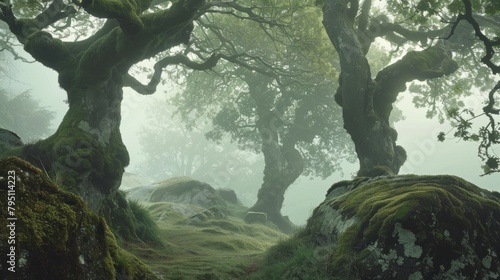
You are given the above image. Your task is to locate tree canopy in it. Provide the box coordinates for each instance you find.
[322,0,499,176]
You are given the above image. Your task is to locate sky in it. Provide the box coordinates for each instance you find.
[4,48,499,225]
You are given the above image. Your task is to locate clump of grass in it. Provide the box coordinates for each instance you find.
[248,232,329,280]
[128,200,163,247]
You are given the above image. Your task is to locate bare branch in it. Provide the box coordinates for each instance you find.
[447,0,500,74]
[124,53,222,95]
[483,81,500,116]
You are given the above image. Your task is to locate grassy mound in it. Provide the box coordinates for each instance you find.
[124,201,287,279]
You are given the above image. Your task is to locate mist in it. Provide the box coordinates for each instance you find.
[5,52,498,226]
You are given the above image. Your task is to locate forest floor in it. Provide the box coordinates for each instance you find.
[121,201,288,280]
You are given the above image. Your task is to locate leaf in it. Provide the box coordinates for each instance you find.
[486,157,499,170]
[437,131,446,142]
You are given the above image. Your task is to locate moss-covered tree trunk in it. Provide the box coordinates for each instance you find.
[25,70,129,211]
[322,0,458,176]
[0,0,205,238]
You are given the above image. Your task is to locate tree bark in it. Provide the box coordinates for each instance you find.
[249,110,303,234]
[323,0,458,176]
[243,73,303,234]
[23,70,128,211]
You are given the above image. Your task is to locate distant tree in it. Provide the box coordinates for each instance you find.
[171,2,354,232]
[321,0,499,176]
[137,101,264,203]
[0,89,55,141]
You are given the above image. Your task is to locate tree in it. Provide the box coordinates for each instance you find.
[0,0,301,237]
[321,0,499,176]
[170,1,354,232]
[0,0,211,214]
[137,101,264,204]
[0,89,55,141]
[0,53,55,148]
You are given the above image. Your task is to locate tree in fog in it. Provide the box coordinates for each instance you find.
[0,52,55,140]
[137,101,264,203]
[0,89,55,140]
[0,0,289,219]
[171,2,354,232]
[321,0,500,176]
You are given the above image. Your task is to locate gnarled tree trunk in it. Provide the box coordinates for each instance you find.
[24,70,128,211]
[243,73,303,233]
[0,0,206,240]
[323,0,458,176]
[249,110,304,234]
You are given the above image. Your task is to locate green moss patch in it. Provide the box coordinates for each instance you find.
[0,157,158,280]
[122,200,287,279]
[251,175,500,279]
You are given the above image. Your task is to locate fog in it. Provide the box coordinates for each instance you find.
[4,50,499,225]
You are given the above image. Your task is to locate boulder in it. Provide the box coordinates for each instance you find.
[148,176,227,209]
[253,175,500,279]
[0,157,159,280]
[125,184,156,202]
[217,188,239,204]
[244,211,268,224]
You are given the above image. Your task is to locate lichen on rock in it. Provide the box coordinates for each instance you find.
[251,174,500,279]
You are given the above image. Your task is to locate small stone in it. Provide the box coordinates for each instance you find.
[244,211,267,224]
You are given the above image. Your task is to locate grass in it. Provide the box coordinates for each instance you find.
[122,201,288,279]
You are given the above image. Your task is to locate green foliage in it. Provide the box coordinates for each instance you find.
[248,231,329,280]
[171,1,354,179]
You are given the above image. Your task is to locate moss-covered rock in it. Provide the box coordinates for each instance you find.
[0,157,159,280]
[148,176,227,208]
[251,175,500,279]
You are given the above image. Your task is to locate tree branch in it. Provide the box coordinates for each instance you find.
[374,44,459,118]
[124,53,222,95]
[446,0,500,74]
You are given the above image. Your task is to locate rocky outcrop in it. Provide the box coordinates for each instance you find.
[252,175,500,280]
[0,157,159,280]
[126,176,233,210]
[149,177,227,208]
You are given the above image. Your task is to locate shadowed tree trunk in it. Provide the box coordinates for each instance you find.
[249,111,304,234]
[322,0,459,176]
[243,73,303,234]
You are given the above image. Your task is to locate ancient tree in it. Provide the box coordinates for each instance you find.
[0,0,210,213]
[171,2,353,233]
[322,0,500,176]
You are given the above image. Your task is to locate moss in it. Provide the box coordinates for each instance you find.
[80,0,145,35]
[251,175,500,279]
[0,157,158,280]
[248,231,329,280]
[335,175,487,243]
